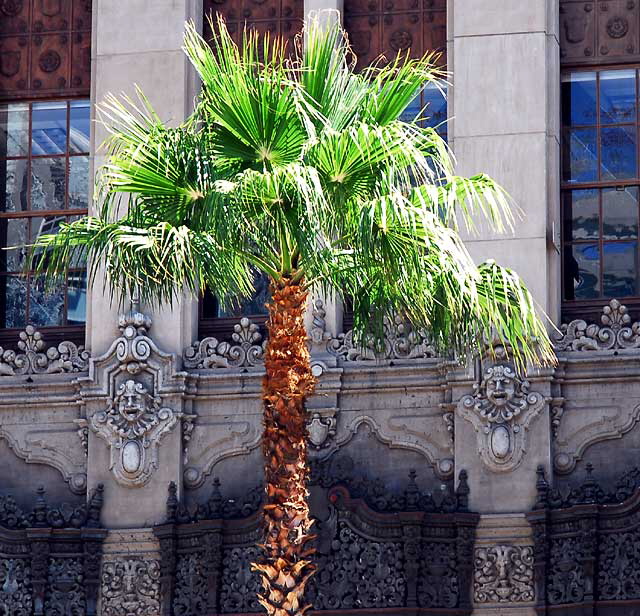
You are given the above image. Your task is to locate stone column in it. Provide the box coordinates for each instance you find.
[87,0,202,357]
[449,0,561,323]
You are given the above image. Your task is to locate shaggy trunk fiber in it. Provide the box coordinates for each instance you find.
[253,279,316,616]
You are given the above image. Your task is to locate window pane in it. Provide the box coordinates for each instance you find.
[29,276,64,327]
[603,241,637,297]
[600,69,636,125]
[69,156,89,209]
[569,243,600,299]
[67,270,86,325]
[31,157,66,210]
[603,187,639,240]
[564,189,599,241]
[218,272,270,317]
[30,215,64,243]
[2,159,28,212]
[423,82,447,134]
[563,127,598,182]
[69,100,90,154]
[562,72,597,126]
[0,275,27,328]
[600,126,637,180]
[0,103,29,157]
[0,218,28,272]
[31,101,67,156]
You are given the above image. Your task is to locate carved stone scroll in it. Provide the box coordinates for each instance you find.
[474,545,535,603]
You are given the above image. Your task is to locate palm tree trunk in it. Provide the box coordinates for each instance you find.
[253,279,316,616]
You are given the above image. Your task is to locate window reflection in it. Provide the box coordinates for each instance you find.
[562,68,640,303]
[0,99,90,329]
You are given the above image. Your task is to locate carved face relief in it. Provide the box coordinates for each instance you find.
[91,378,178,487]
[485,366,516,409]
[458,363,545,473]
[474,545,534,603]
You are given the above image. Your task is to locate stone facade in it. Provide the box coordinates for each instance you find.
[3,1,640,615]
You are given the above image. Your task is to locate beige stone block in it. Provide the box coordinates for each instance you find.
[94,51,190,123]
[454,132,549,242]
[95,0,196,56]
[453,0,549,37]
[453,33,548,137]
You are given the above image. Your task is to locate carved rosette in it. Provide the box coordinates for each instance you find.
[458,364,546,473]
[474,545,534,603]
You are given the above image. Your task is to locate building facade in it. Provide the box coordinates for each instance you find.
[1,1,640,614]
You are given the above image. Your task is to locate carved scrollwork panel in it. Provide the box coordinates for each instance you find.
[219,546,262,613]
[474,545,534,604]
[547,535,586,605]
[418,540,458,608]
[100,558,161,616]
[45,558,85,615]
[173,553,208,616]
[0,558,32,616]
[307,522,406,609]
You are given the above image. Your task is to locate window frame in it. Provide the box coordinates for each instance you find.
[0,96,90,348]
[561,63,640,323]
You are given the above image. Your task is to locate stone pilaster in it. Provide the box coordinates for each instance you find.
[88,0,202,357]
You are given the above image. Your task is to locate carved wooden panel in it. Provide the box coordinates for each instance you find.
[344,0,446,71]
[0,0,92,101]
[203,0,303,51]
[560,0,640,66]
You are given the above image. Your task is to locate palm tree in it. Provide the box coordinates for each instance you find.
[31,14,554,616]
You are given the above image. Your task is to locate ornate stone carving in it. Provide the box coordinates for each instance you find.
[310,297,331,347]
[550,399,564,440]
[100,558,161,616]
[458,363,546,472]
[173,554,207,615]
[75,419,89,457]
[87,306,186,487]
[0,325,90,376]
[327,315,435,361]
[0,484,103,530]
[220,546,262,613]
[474,545,534,603]
[307,409,337,449]
[45,558,85,615]
[183,317,266,369]
[91,379,178,487]
[554,299,640,351]
[0,0,24,17]
[310,523,406,609]
[38,49,61,72]
[418,540,459,608]
[607,15,629,38]
[0,559,32,616]
[553,401,640,475]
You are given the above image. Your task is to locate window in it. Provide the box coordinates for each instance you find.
[0,99,90,343]
[562,69,640,316]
